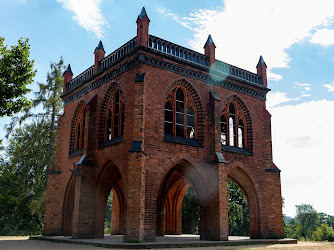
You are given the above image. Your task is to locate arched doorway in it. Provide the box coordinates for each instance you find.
[227,167,260,239]
[62,176,76,236]
[95,162,124,238]
[227,180,249,236]
[156,161,205,237]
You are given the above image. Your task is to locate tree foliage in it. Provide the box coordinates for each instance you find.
[0,119,51,235]
[0,37,35,117]
[0,58,64,235]
[284,204,334,242]
[295,204,320,240]
[228,180,249,236]
[182,186,200,234]
[6,58,65,170]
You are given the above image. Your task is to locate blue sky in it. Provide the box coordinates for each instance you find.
[1,0,334,218]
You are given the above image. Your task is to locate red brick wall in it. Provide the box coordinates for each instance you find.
[43,47,284,241]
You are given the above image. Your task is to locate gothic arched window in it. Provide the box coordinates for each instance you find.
[164,86,197,139]
[221,101,247,149]
[74,107,86,151]
[105,88,125,141]
[220,115,227,145]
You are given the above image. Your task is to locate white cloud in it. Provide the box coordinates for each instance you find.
[295,82,312,92]
[266,92,299,108]
[323,82,334,92]
[310,28,334,46]
[56,0,109,39]
[269,100,334,217]
[159,1,334,79]
[295,83,311,87]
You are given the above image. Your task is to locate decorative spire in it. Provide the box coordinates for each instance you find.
[137,7,150,22]
[139,7,149,20]
[204,34,216,48]
[64,64,72,75]
[95,40,105,52]
[257,55,267,67]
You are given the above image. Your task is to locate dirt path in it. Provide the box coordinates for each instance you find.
[0,236,333,250]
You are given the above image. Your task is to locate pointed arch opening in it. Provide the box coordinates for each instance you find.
[94,162,125,238]
[156,161,206,237]
[227,167,260,239]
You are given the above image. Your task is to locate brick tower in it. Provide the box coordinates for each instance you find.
[43,7,284,241]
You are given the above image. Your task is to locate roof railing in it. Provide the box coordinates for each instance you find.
[65,37,137,93]
[149,35,209,67]
[66,35,262,93]
[149,35,262,85]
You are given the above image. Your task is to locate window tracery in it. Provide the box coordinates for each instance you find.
[164,86,197,139]
[221,101,247,148]
[104,88,125,141]
[74,106,86,151]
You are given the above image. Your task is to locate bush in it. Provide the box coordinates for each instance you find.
[312,223,334,242]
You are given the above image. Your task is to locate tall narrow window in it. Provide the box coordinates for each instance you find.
[164,85,197,139]
[221,115,227,145]
[106,108,112,140]
[221,100,248,149]
[187,107,195,138]
[75,107,86,151]
[164,101,173,135]
[104,88,125,142]
[238,119,244,148]
[229,104,236,146]
[175,88,185,137]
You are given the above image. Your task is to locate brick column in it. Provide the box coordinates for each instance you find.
[43,172,62,236]
[204,35,216,66]
[72,95,97,239]
[63,64,73,93]
[124,73,146,242]
[200,163,228,241]
[136,7,150,47]
[257,56,267,88]
[71,161,95,239]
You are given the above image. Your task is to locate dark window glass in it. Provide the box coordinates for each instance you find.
[229,103,236,146]
[114,90,120,137]
[121,104,125,136]
[221,115,227,145]
[187,107,195,138]
[82,108,86,148]
[175,88,185,137]
[77,123,81,150]
[164,101,173,135]
[238,119,244,148]
[107,108,112,140]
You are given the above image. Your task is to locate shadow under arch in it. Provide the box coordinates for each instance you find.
[156,160,206,236]
[94,160,125,238]
[227,166,260,239]
[62,176,76,236]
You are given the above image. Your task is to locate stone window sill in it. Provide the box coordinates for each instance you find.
[99,136,123,149]
[221,144,253,156]
[68,148,83,158]
[164,134,203,148]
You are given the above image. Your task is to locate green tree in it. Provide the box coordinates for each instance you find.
[312,223,334,242]
[295,204,320,240]
[0,37,35,117]
[0,119,52,235]
[182,186,200,234]
[7,58,65,170]
[228,181,249,236]
[104,192,113,234]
